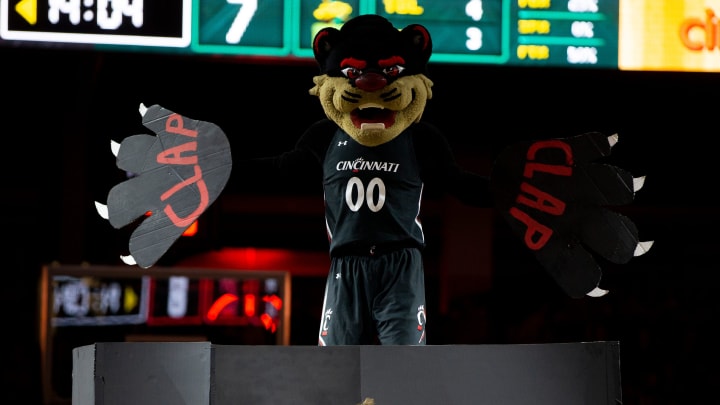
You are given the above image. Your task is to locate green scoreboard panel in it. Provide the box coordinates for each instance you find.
[192,0,291,57]
[1,0,619,68]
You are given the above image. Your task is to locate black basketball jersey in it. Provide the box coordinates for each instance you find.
[238,119,492,253]
[323,128,425,255]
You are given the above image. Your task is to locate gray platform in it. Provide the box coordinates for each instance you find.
[72,341,621,405]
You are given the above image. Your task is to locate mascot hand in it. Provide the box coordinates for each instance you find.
[95,104,232,268]
[490,132,653,298]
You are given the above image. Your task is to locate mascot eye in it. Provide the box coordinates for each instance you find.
[383,65,405,77]
[341,67,362,79]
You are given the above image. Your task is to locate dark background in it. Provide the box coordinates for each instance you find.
[3,44,719,404]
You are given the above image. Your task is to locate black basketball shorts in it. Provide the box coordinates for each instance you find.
[317,247,427,345]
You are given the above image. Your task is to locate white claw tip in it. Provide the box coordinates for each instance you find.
[121,254,137,265]
[110,140,120,157]
[95,201,109,219]
[634,241,654,257]
[633,176,646,192]
[587,287,609,297]
[607,133,619,147]
[139,103,147,116]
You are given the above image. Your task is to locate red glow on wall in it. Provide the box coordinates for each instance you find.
[177,247,330,277]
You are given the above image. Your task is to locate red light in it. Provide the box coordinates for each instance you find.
[243,293,256,317]
[260,313,277,332]
[182,220,198,236]
[206,293,238,321]
[263,294,283,311]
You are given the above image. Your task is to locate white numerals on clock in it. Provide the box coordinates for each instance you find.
[48,0,143,30]
[97,0,143,30]
[49,0,81,25]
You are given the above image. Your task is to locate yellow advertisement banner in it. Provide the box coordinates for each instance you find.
[619,0,720,71]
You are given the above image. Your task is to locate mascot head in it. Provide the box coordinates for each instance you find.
[309,14,434,147]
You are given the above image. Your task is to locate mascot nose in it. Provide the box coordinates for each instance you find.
[354,72,387,92]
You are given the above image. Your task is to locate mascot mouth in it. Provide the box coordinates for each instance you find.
[351,105,396,130]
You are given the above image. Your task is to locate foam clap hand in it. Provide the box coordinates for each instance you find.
[95,103,232,268]
[490,132,653,298]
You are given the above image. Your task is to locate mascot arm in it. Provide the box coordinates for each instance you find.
[233,119,335,184]
[413,122,493,207]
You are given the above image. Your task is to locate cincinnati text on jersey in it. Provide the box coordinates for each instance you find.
[336,157,401,173]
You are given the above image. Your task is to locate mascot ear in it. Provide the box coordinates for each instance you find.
[312,27,341,73]
[401,24,433,67]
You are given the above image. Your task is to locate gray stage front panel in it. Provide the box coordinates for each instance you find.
[72,344,96,404]
[212,345,361,404]
[72,341,620,405]
[359,342,621,405]
[73,342,212,405]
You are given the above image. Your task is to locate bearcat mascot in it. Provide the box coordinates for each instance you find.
[97,15,652,346]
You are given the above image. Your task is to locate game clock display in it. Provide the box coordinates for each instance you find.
[1,0,189,46]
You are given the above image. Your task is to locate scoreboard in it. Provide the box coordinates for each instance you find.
[0,0,720,71]
[3,0,720,71]
[0,0,619,67]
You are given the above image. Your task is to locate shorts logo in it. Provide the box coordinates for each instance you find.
[417,304,426,344]
[321,308,333,337]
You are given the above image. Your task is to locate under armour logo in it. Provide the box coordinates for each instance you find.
[338,141,348,146]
